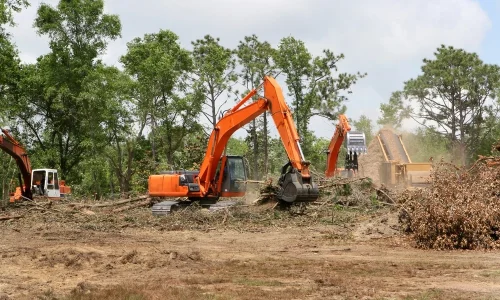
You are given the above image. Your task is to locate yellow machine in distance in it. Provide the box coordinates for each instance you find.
[376,129,432,188]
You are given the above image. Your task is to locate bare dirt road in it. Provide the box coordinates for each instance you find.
[1,202,500,300]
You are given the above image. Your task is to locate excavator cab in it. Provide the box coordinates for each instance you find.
[216,155,247,197]
[31,169,61,198]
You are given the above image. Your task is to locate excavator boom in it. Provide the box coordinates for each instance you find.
[325,116,367,178]
[148,76,319,204]
[0,129,33,200]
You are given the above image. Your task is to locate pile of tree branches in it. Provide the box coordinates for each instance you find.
[398,157,500,250]
[254,170,393,209]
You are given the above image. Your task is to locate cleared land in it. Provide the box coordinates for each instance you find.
[1,200,500,300]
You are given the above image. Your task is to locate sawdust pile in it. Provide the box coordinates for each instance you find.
[398,156,500,250]
[358,138,385,185]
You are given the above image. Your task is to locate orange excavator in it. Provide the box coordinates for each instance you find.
[148,76,319,209]
[325,115,367,178]
[0,128,71,202]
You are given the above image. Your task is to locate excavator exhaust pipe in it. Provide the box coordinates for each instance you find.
[277,162,320,203]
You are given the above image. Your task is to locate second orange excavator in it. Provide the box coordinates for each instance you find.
[0,128,71,202]
[148,76,319,209]
[325,115,367,178]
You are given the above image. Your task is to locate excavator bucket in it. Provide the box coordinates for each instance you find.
[277,163,320,203]
[346,131,367,154]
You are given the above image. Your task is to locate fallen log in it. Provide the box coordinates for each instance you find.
[67,195,149,209]
[0,215,23,221]
[112,198,152,213]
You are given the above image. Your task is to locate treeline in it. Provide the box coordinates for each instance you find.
[1,1,499,199]
[0,0,364,197]
[378,45,500,165]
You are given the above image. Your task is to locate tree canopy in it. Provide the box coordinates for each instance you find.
[1,0,500,200]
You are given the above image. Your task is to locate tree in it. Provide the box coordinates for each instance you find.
[274,36,366,156]
[378,91,410,129]
[2,0,121,180]
[352,115,374,145]
[90,66,134,195]
[401,45,500,165]
[120,29,203,170]
[0,0,28,201]
[192,35,237,130]
[236,34,276,179]
[0,0,28,30]
[401,127,451,163]
[0,0,28,104]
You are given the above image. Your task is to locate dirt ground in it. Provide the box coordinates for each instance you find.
[1,200,500,300]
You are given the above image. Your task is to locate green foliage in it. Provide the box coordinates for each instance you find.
[267,137,288,176]
[401,127,451,163]
[236,35,276,179]
[352,114,374,145]
[378,91,410,129]
[306,136,330,173]
[226,137,249,156]
[1,0,122,182]
[274,36,366,156]
[0,0,27,117]
[192,35,237,128]
[120,29,203,171]
[0,0,28,29]
[402,45,500,164]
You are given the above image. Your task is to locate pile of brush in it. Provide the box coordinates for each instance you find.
[398,155,500,250]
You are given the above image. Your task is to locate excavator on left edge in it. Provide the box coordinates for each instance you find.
[148,75,320,212]
[0,128,71,202]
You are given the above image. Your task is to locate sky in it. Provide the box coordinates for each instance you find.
[6,0,500,140]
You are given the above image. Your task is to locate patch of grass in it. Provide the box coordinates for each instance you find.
[402,289,495,300]
[479,270,500,278]
[403,289,445,300]
[64,284,226,300]
[233,278,283,287]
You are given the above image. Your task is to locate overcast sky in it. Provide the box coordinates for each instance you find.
[6,0,500,140]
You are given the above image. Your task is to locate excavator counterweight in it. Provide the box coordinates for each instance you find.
[148,76,319,207]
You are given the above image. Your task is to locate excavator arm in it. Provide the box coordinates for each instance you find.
[325,116,368,178]
[0,129,33,200]
[325,115,350,177]
[148,76,319,204]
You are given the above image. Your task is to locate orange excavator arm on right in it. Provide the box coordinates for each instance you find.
[325,115,350,177]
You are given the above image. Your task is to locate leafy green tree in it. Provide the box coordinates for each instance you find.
[378,91,410,129]
[401,45,500,165]
[307,136,330,173]
[0,0,28,30]
[274,36,366,156]
[90,66,134,195]
[2,0,121,181]
[267,137,287,176]
[120,29,203,170]
[352,115,374,145]
[0,0,28,106]
[236,34,276,179]
[192,35,237,130]
[226,137,249,157]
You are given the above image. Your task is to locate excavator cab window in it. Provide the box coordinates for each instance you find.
[32,170,46,196]
[221,156,247,195]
